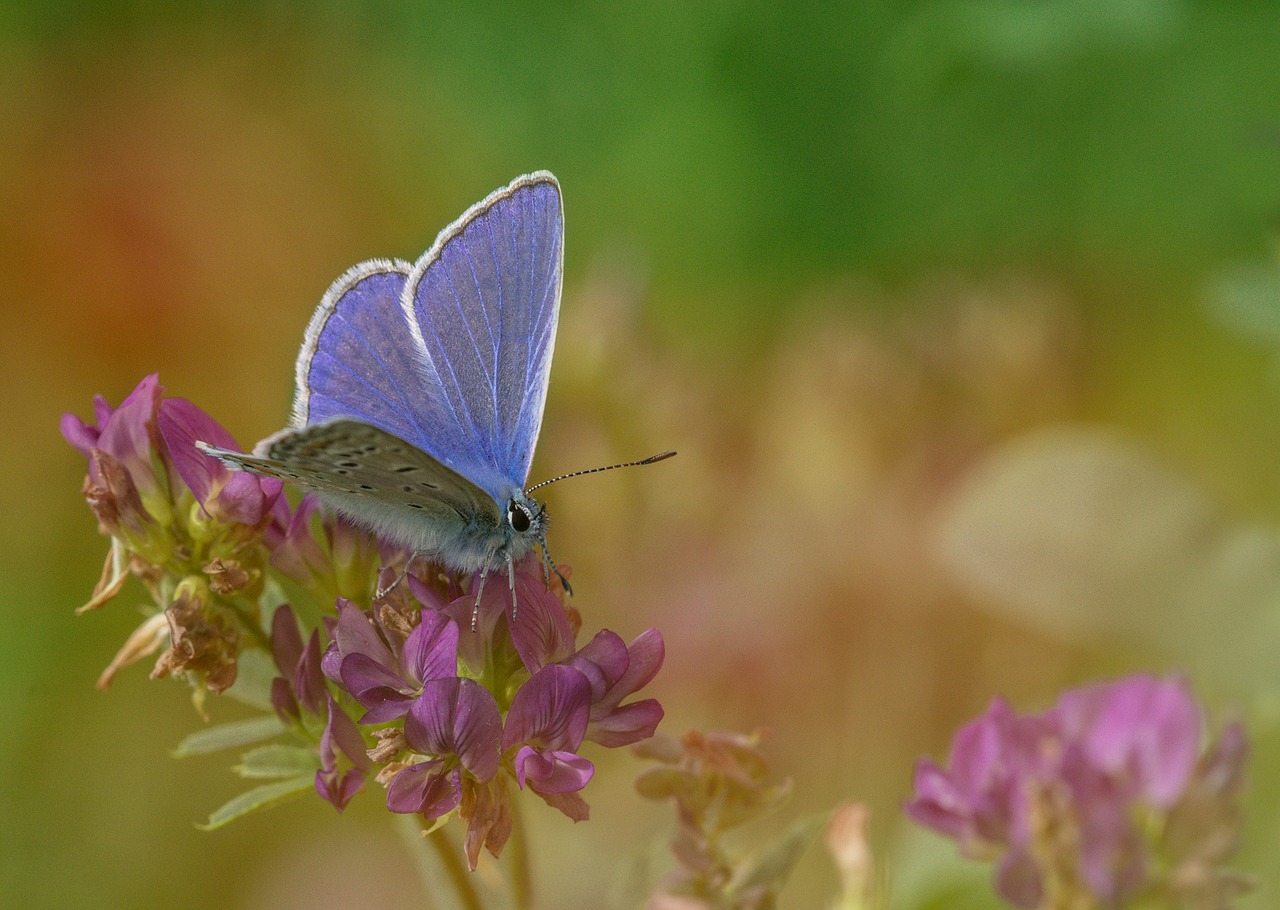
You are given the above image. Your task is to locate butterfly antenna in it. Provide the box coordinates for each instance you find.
[525,450,676,495]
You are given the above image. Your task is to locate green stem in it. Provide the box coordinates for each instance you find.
[429,827,486,910]
[507,793,535,910]
[226,597,272,650]
[395,814,486,910]
[242,615,273,651]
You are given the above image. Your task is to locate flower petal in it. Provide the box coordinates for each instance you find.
[315,766,365,812]
[461,777,513,871]
[269,496,331,587]
[534,788,590,822]
[340,652,411,700]
[294,630,327,716]
[508,564,575,672]
[571,630,628,698]
[402,608,459,685]
[903,758,973,841]
[322,693,371,773]
[315,693,369,811]
[441,577,511,673]
[387,760,462,818]
[271,676,300,721]
[269,605,304,680]
[94,375,166,494]
[502,664,592,753]
[155,397,238,503]
[84,448,148,537]
[61,409,102,457]
[994,846,1043,909]
[514,745,594,794]
[608,628,665,700]
[572,628,665,746]
[330,598,396,671]
[1059,674,1200,808]
[585,698,664,748]
[157,397,282,524]
[405,678,502,781]
[451,682,503,781]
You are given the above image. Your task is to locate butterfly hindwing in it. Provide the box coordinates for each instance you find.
[292,259,435,446]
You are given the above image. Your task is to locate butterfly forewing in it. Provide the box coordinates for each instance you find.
[404,172,563,503]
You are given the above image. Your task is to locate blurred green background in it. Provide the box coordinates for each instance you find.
[6,1,1280,907]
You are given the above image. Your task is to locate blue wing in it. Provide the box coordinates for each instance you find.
[402,172,563,502]
[291,258,440,446]
[291,172,563,507]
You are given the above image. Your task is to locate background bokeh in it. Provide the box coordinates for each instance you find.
[6,2,1280,907]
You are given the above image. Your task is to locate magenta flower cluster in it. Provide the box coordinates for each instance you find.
[906,675,1250,907]
[310,562,663,866]
[62,375,287,690]
[64,376,665,868]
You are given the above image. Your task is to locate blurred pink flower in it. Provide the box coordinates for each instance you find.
[906,674,1250,908]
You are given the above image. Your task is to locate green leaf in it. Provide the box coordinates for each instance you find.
[729,814,826,903]
[234,744,321,779]
[197,775,316,830]
[173,715,285,757]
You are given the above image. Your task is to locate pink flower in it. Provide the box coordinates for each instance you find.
[318,555,665,868]
[386,678,503,818]
[155,396,283,527]
[63,375,291,691]
[61,375,171,548]
[62,375,285,543]
[568,628,665,747]
[62,375,286,602]
[906,674,1251,907]
[323,598,460,723]
[316,693,371,811]
[269,604,368,810]
[503,664,595,820]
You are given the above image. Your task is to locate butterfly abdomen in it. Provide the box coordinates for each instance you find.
[310,486,538,574]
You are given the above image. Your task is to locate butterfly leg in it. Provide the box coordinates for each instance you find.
[470,569,489,633]
[374,552,419,601]
[506,552,520,622]
[539,544,573,597]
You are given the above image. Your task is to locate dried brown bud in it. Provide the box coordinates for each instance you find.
[203,557,253,595]
[150,585,240,693]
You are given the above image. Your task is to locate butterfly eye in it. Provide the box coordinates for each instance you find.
[508,501,531,533]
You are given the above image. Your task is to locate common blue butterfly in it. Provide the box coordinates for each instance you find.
[198,172,670,610]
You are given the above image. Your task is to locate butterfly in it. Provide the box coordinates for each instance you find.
[199,171,670,612]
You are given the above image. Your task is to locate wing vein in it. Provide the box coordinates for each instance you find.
[478,216,504,446]
[314,356,420,429]
[511,191,539,469]
[328,311,435,443]
[436,264,493,463]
